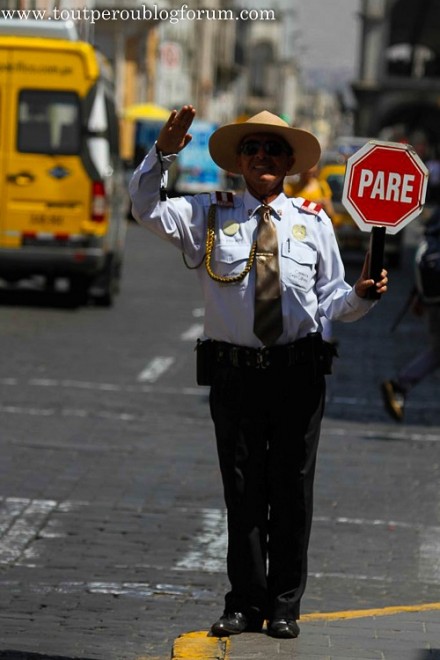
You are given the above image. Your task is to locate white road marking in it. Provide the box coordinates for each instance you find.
[174,508,440,585]
[308,571,393,582]
[137,356,175,382]
[0,579,213,599]
[192,307,205,318]
[0,497,91,567]
[3,385,439,441]
[324,425,440,442]
[0,405,55,417]
[30,378,121,391]
[419,528,440,584]
[313,515,415,529]
[175,508,227,573]
[1,497,438,587]
[0,400,210,423]
[0,404,140,423]
[180,323,204,341]
[0,497,57,564]
[0,497,29,535]
[0,377,207,397]
[0,387,439,443]
[3,377,439,417]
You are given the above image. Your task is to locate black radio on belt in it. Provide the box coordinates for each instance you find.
[196,339,216,386]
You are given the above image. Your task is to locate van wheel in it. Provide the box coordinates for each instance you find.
[94,279,117,307]
[91,256,121,307]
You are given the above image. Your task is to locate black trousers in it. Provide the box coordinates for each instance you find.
[209,363,325,622]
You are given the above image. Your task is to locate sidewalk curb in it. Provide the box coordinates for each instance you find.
[170,602,440,659]
[171,631,230,659]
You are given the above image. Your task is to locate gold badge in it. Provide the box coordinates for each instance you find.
[223,220,240,236]
[292,224,306,240]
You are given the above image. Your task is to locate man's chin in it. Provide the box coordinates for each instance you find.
[250,173,278,187]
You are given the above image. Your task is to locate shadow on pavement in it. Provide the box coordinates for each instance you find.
[0,285,84,310]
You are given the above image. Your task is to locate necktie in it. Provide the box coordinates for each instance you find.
[253,205,283,346]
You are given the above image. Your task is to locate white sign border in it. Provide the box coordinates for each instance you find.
[342,140,429,235]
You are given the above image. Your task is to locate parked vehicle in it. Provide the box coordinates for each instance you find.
[0,19,127,305]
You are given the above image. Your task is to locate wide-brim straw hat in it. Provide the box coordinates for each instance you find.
[209,110,321,176]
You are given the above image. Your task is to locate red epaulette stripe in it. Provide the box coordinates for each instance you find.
[301,199,322,215]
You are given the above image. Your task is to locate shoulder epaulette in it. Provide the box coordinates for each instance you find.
[211,191,235,207]
[300,199,323,216]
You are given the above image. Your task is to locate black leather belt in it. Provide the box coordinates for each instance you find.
[211,333,334,370]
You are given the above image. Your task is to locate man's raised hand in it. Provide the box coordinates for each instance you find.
[156,105,196,155]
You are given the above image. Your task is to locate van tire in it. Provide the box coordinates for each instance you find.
[91,254,121,307]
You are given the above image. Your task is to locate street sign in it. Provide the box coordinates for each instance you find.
[342,140,429,235]
[160,41,182,69]
[342,140,429,300]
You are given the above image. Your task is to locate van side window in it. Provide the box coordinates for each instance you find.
[18,90,81,155]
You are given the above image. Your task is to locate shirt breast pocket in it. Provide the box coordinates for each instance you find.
[213,242,251,284]
[281,242,317,291]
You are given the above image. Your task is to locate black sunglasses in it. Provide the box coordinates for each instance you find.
[239,139,292,157]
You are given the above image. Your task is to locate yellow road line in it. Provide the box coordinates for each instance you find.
[301,601,440,621]
[172,630,230,659]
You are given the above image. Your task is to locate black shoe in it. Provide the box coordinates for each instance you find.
[268,618,300,639]
[210,612,248,636]
[381,380,406,421]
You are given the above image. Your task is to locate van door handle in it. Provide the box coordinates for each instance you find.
[8,172,35,185]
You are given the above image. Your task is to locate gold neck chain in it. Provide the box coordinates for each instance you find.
[182,203,258,283]
[204,204,257,283]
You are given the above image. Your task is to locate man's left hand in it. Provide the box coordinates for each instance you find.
[355,252,388,298]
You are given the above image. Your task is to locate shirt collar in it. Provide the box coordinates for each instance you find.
[243,189,289,220]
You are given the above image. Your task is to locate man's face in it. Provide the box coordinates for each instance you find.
[235,132,295,199]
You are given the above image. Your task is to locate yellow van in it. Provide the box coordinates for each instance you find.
[0,20,126,305]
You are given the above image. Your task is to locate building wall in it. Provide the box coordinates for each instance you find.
[1,0,305,156]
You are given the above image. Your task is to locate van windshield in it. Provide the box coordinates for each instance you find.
[17,90,81,155]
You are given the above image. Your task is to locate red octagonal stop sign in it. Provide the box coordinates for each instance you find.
[342,140,429,235]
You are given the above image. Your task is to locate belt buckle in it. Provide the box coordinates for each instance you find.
[231,346,240,368]
[256,347,270,369]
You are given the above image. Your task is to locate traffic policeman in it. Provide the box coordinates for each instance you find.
[129,105,388,639]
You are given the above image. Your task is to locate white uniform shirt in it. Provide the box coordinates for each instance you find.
[129,147,374,348]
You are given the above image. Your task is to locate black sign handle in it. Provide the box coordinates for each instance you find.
[366,225,386,300]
